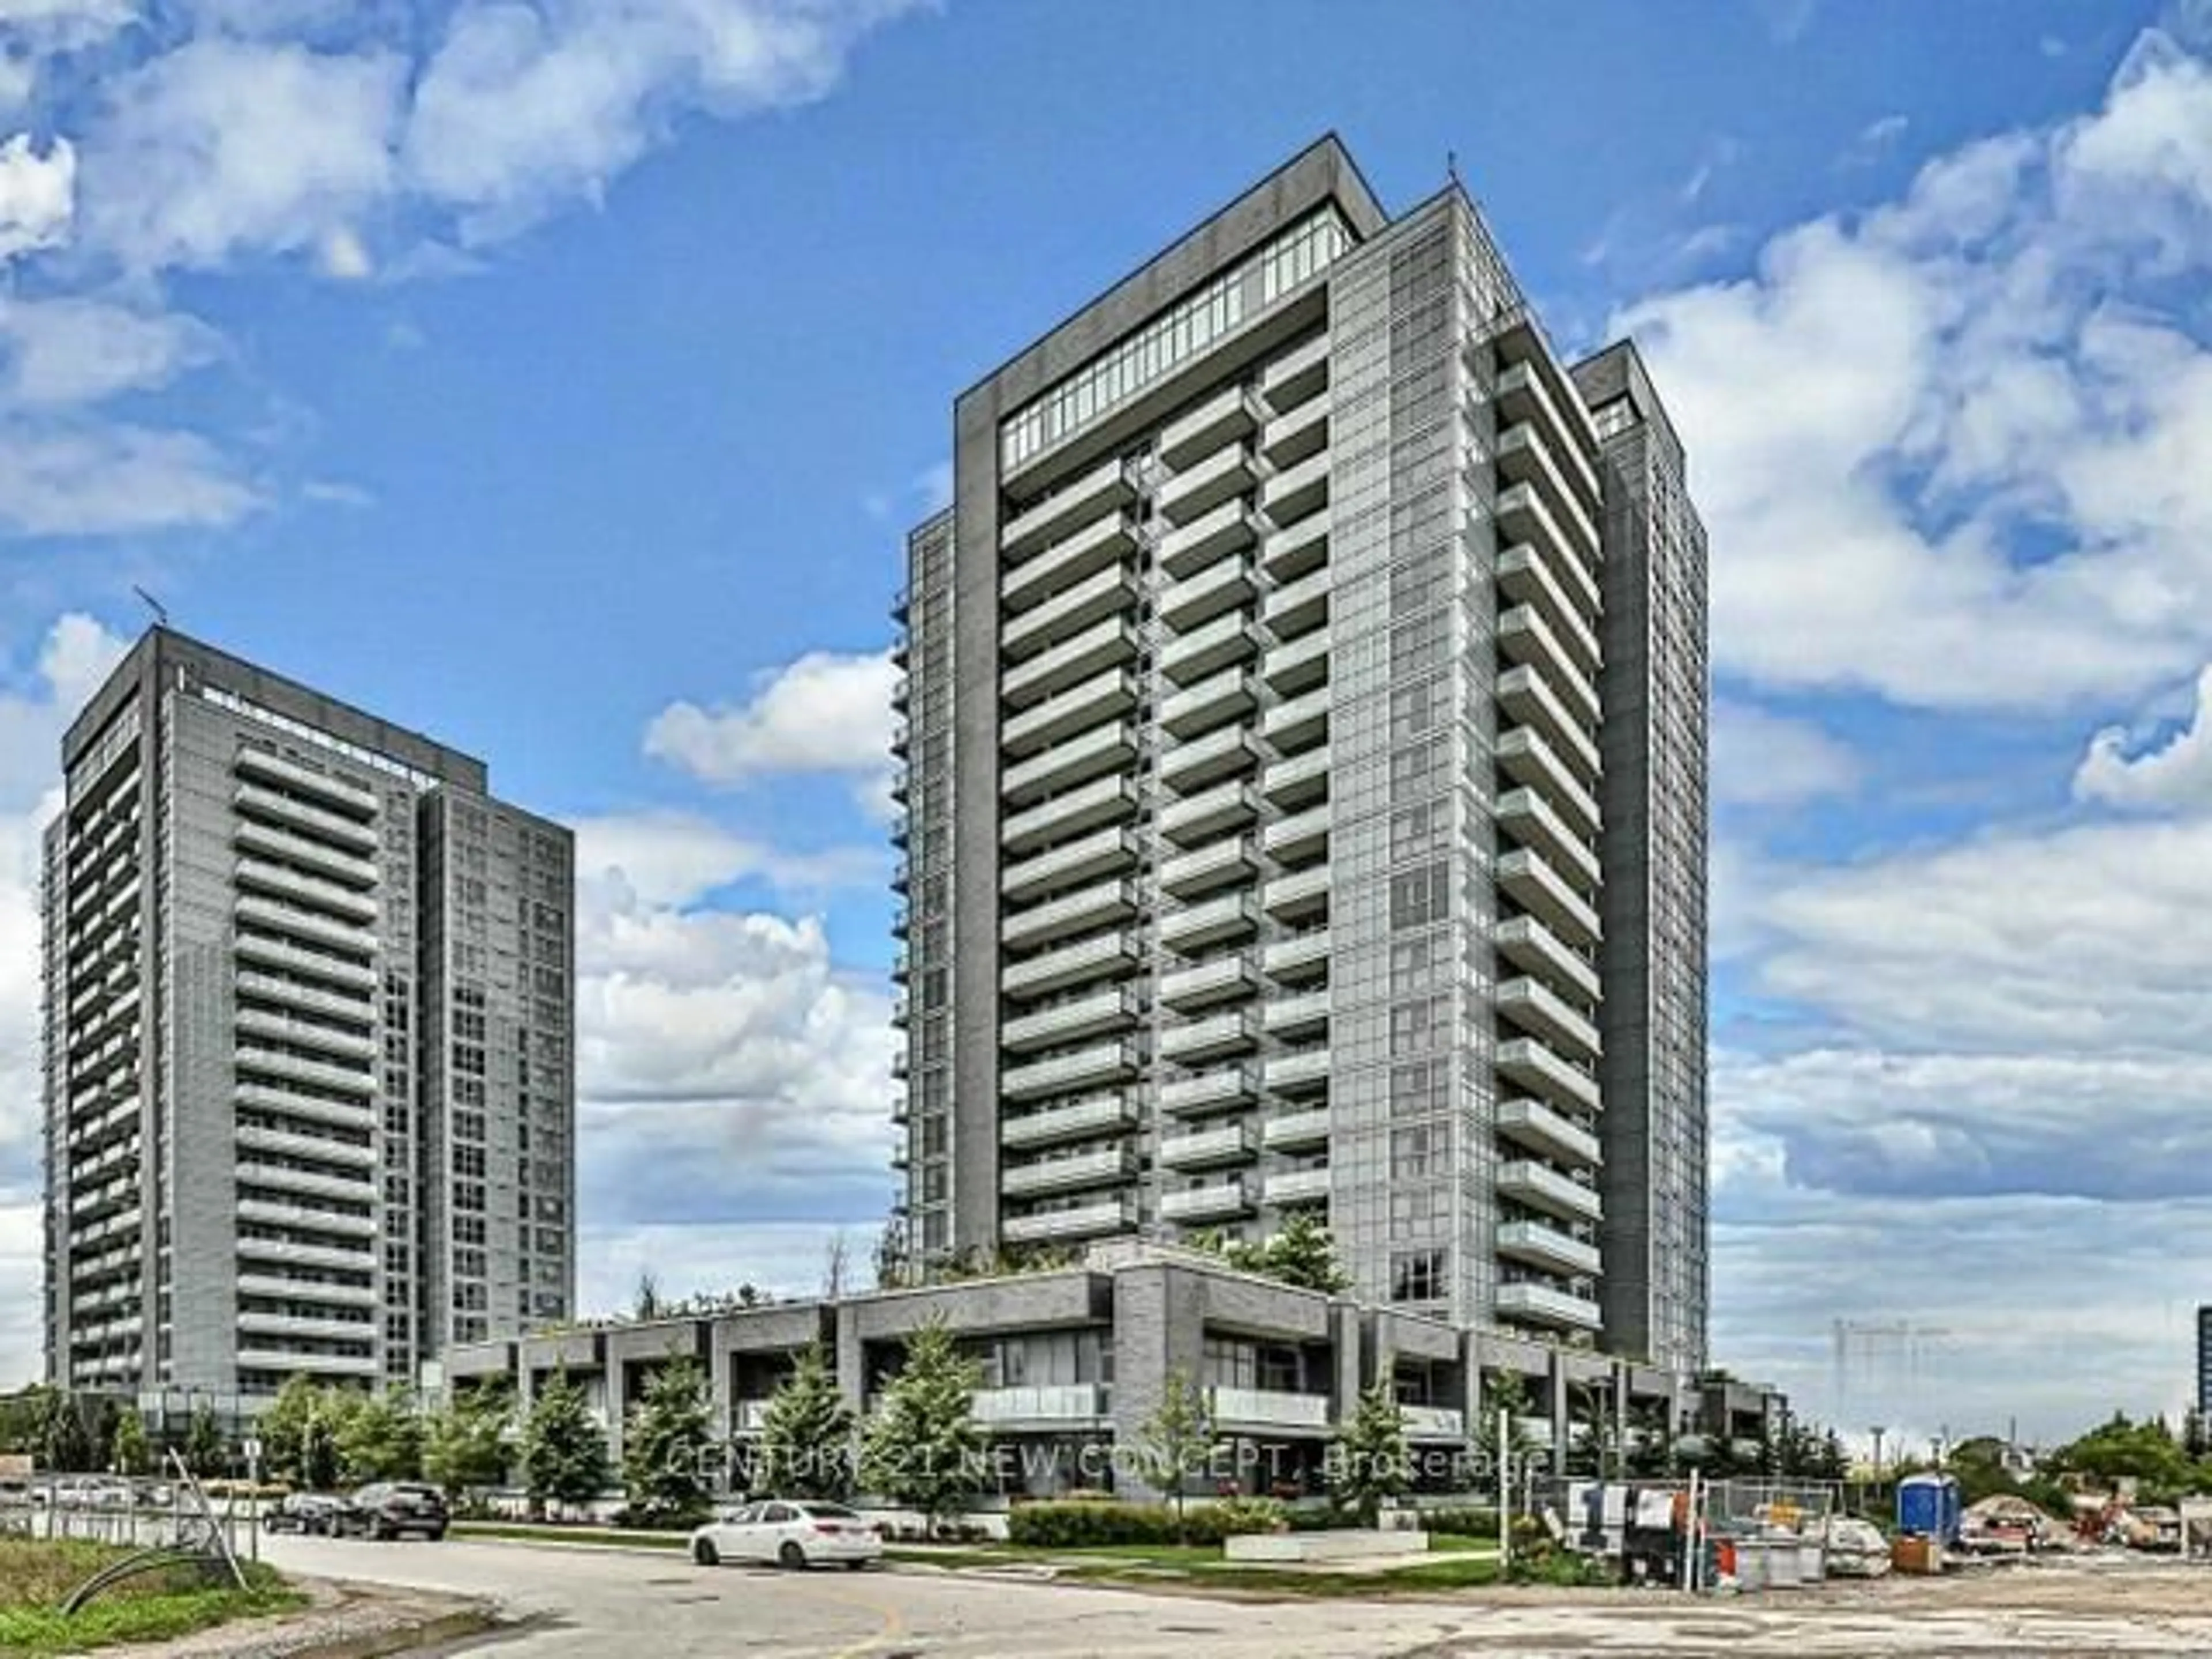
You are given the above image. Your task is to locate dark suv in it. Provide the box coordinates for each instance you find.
[340,1482,449,1540]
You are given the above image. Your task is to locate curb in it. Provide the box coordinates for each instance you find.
[278,1607,501,1659]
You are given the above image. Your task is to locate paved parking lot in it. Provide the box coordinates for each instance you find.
[257,1535,2212,1657]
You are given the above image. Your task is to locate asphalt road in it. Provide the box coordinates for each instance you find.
[257,1535,2212,1658]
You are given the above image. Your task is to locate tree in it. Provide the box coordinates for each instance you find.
[759,1344,857,1502]
[184,1403,228,1480]
[339,1388,425,1484]
[299,1396,349,1492]
[622,1359,714,1528]
[259,1374,321,1483]
[31,1387,104,1474]
[859,1315,984,1529]
[634,1271,664,1321]
[1475,1369,1537,1472]
[522,1370,613,1518]
[1331,1377,1411,1527]
[110,1410,150,1478]
[1209,1211,1351,1293]
[873,1218,910,1291]
[823,1230,853,1299]
[425,1388,513,1506]
[1137,1369,1216,1540]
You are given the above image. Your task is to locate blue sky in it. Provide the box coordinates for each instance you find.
[4,0,2212,1446]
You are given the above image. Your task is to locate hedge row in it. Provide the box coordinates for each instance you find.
[1007,1496,1287,1548]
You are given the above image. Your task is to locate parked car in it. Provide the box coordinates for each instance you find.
[339,1482,449,1541]
[690,1500,882,1570]
[266,1493,347,1536]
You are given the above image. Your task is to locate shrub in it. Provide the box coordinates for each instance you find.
[1208,1496,1289,1537]
[1007,1497,1287,1548]
[1415,1505,1500,1537]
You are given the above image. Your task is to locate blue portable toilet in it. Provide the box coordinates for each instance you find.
[1896,1473,1962,1543]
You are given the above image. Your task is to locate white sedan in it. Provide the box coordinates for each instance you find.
[690,1499,884,1570]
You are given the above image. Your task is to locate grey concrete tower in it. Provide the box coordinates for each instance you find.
[891,137,1708,1361]
[41,629,575,1404]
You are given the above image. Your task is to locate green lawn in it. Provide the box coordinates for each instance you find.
[884,1536,1504,1596]
[453,1521,691,1551]
[0,1539,305,1658]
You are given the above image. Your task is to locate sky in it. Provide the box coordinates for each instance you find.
[1,0,2210,1451]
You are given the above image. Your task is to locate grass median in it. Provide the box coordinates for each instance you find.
[0,1537,306,1658]
[884,1535,1504,1596]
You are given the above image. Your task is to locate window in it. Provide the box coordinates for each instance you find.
[1391,1248,1446,1303]
[1389,863,1448,929]
[1390,1125,1439,1179]
[1389,804,1445,863]
[1389,1059,1446,1116]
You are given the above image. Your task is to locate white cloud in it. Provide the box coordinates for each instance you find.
[403,0,918,237]
[574,808,885,907]
[2075,663,2212,810]
[1713,699,1859,806]
[0,296,217,406]
[0,0,135,52]
[1618,28,2212,713]
[0,421,259,535]
[0,133,74,260]
[645,649,898,818]
[81,39,404,272]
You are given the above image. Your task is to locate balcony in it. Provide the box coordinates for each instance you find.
[234,1007,379,1063]
[1262,928,1331,983]
[1000,718,1135,804]
[1157,498,1260,580]
[236,1123,373,1170]
[234,1045,375,1099]
[1260,866,1330,922]
[1496,359,1603,509]
[235,1082,376,1135]
[1004,616,1138,706]
[236,1233,378,1274]
[1494,915,1601,1003]
[1002,510,1137,612]
[1260,627,1330,695]
[1001,1146,1138,1198]
[1002,566,1138,660]
[1157,953,1257,1013]
[1159,780,1258,847]
[234,895,377,957]
[238,1158,377,1206]
[1263,990,1330,1039]
[232,783,381,853]
[1259,450,1328,525]
[1158,1123,1256,1170]
[1498,1218,1602,1278]
[1264,1047,1331,1096]
[1002,667,1137,757]
[1209,1385,1330,1430]
[1497,423,1602,556]
[1495,848,1600,948]
[1161,1179,1253,1223]
[1260,503,1330,584]
[1158,836,1256,899]
[1002,986,1139,1052]
[1496,1281,1603,1332]
[1157,442,1257,525]
[1496,547,1601,672]
[1262,746,1330,809]
[1498,666,1600,781]
[973,1382,1112,1426]
[1157,892,1258,952]
[1003,825,1138,903]
[1002,1195,1137,1244]
[1160,611,1259,685]
[1262,568,1330,638]
[1497,1035,1602,1115]
[1158,1009,1259,1063]
[1160,556,1257,632]
[1001,1039,1140,1100]
[1402,1404,1468,1440]
[1498,1160,1603,1225]
[234,858,379,924]
[1496,485,1600,616]
[1263,1107,1330,1150]
[237,1347,378,1378]
[1161,668,1255,741]
[1001,930,1140,997]
[1001,1092,1138,1150]
[1497,607,1600,725]
[1260,388,1328,468]
[234,746,378,817]
[234,1198,376,1240]
[1159,1063,1258,1118]
[1262,332,1330,412]
[1002,774,1138,853]
[1001,878,1139,951]
[1257,812,1327,876]
[1160,728,1260,793]
[1497,976,1602,1062]
[1496,787,1601,891]
[1264,1167,1332,1207]
[1498,1097,1603,1168]
[1497,726,1600,835]
[1262,689,1330,754]
[1160,382,1260,470]
[1001,454,1135,558]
